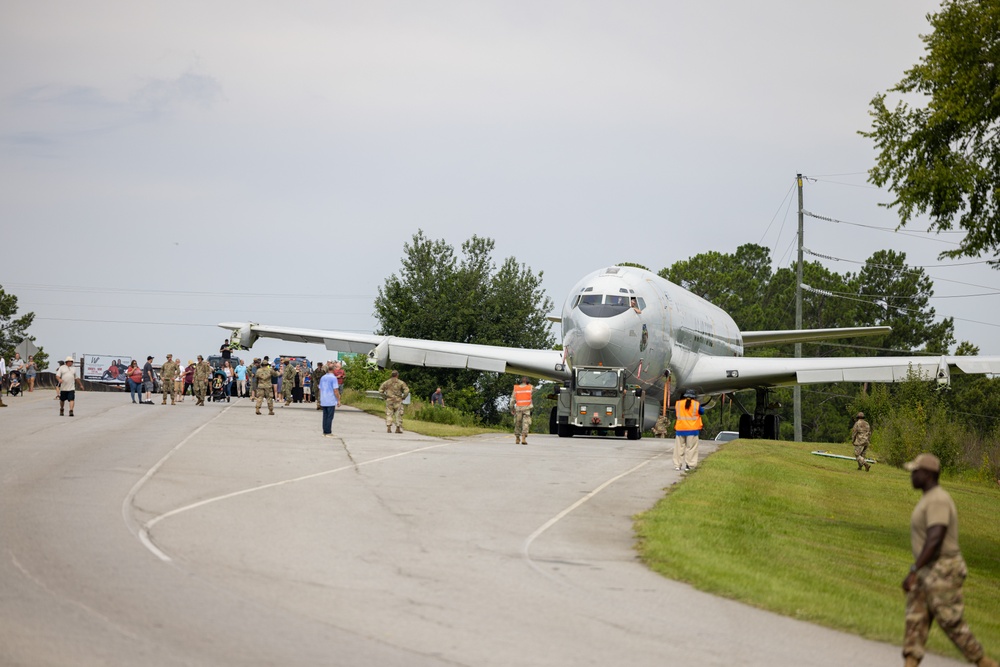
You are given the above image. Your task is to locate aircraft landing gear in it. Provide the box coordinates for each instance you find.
[736,388,781,440]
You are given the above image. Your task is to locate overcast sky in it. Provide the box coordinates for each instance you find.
[3,0,997,368]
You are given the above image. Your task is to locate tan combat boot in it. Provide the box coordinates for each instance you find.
[269,409,275,415]
[162,398,167,405]
[978,657,999,667]
[395,426,402,434]
[521,438,527,445]
[515,435,521,444]
[387,425,392,433]
[905,656,920,667]
[256,409,261,415]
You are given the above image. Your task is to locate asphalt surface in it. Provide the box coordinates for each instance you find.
[0,391,965,666]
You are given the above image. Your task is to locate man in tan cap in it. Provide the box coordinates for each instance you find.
[901,453,997,667]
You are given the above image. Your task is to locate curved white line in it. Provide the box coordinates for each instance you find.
[129,432,455,562]
[121,405,236,561]
[521,449,666,578]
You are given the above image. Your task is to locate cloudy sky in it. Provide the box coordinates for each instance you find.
[3,0,997,368]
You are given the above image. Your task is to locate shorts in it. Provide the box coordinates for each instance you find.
[143,381,154,392]
[60,390,75,401]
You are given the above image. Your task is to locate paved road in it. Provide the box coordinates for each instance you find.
[0,392,960,666]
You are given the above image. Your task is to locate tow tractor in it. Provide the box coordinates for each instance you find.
[550,365,644,440]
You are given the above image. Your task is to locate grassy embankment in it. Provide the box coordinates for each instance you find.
[635,439,1000,660]
[340,388,503,438]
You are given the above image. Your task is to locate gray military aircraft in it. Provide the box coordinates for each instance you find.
[221,265,1000,438]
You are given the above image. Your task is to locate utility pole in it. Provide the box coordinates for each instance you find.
[794,174,804,442]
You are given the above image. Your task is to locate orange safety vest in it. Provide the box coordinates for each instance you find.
[674,399,702,432]
[513,383,533,407]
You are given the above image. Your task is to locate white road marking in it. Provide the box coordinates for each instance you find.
[521,449,667,579]
[125,425,455,562]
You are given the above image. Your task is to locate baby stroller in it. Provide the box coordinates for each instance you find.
[6,371,21,396]
[210,370,229,402]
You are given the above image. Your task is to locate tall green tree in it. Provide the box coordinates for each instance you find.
[851,250,955,354]
[0,285,37,361]
[374,231,555,423]
[863,0,1000,263]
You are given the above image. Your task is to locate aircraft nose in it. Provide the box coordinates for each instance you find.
[583,321,611,350]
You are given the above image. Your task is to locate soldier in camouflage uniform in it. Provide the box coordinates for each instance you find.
[851,411,872,472]
[902,453,997,667]
[378,370,409,433]
[652,414,670,438]
[160,354,178,405]
[250,358,261,399]
[193,355,212,406]
[311,362,326,411]
[282,359,298,407]
[255,360,278,415]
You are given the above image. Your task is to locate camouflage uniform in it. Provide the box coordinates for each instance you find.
[851,415,872,471]
[378,375,409,433]
[311,365,325,411]
[255,364,277,415]
[905,556,986,663]
[250,360,260,398]
[160,358,178,404]
[194,359,212,405]
[282,362,298,406]
[652,415,670,438]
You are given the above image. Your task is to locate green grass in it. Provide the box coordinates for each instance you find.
[340,389,503,438]
[635,439,1000,659]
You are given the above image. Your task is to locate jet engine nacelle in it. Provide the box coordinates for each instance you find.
[367,340,390,368]
[230,323,258,350]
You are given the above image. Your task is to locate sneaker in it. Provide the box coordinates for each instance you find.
[685,464,692,471]
[323,433,334,438]
[60,408,64,416]
[69,411,74,417]
[674,466,681,471]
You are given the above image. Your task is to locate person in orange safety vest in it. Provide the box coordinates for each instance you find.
[673,389,704,472]
[511,377,533,445]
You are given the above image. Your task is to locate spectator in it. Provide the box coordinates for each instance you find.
[25,355,37,392]
[431,387,445,406]
[333,361,346,393]
[222,360,235,398]
[183,361,195,399]
[235,359,248,398]
[56,356,83,416]
[125,360,143,404]
[141,356,155,404]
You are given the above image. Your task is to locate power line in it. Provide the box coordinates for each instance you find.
[7,283,376,300]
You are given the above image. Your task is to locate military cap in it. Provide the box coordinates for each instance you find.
[903,453,940,473]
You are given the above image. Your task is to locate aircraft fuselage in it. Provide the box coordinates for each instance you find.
[560,266,743,427]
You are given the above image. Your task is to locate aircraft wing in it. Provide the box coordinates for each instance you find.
[741,326,891,347]
[220,322,570,382]
[685,353,1000,394]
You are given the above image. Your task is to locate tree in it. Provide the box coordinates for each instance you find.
[850,250,954,354]
[373,231,555,423]
[863,0,1000,263]
[0,285,36,361]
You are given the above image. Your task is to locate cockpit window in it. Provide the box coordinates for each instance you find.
[576,293,631,318]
